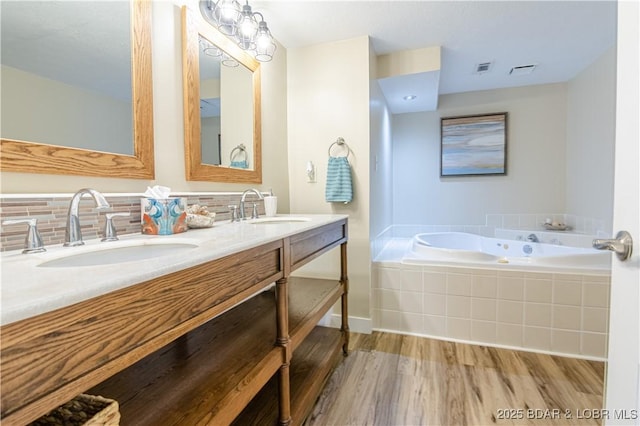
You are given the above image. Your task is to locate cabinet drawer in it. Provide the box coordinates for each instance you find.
[289,220,347,271]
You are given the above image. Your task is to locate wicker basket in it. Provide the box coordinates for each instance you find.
[29,394,120,426]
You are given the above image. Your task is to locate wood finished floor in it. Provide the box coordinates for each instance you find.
[304,332,605,426]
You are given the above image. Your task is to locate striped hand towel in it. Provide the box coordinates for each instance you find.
[325,156,353,203]
[230,160,248,169]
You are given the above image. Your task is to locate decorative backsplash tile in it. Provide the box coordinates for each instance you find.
[0,192,265,252]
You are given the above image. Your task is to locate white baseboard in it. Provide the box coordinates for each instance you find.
[317,312,372,334]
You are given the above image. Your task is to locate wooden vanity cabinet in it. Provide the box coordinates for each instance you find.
[0,218,348,426]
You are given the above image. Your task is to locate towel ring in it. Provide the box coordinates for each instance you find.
[230,144,248,163]
[328,137,351,158]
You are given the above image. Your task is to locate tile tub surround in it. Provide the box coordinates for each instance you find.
[0,192,266,252]
[486,213,608,237]
[372,240,611,360]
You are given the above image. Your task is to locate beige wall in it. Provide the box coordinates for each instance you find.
[287,36,372,324]
[1,65,132,155]
[220,64,253,168]
[566,47,616,233]
[393,83,568,226]
[0,0,290,211]
[376,46,441,79]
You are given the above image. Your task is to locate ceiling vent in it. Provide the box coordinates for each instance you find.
[510,64,537,76]
[475,62,492,74]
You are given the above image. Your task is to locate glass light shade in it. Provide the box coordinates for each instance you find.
[237,5,258,50]
[214,0,241,36]
[254,21,276,62]
[200,38,222,57]
[221,52,239,67]
[204,46,222,57]
[199,0,276,62]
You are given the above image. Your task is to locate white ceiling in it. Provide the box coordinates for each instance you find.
[253,0,617,111]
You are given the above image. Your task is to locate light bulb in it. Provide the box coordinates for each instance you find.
[214,0,241,35]
[240,19,257,37]
[256,33,270,48]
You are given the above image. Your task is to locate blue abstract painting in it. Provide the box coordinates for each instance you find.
[441,113,507,176]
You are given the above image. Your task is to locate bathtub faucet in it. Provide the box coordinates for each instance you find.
[526,234,540,243]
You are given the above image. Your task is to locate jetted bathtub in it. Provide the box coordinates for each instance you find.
[403,232,611,272]
[373,231,612,358]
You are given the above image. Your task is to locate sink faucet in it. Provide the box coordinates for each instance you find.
[238,188,264,220]
[64,188,110,246]
[526,233,540,243]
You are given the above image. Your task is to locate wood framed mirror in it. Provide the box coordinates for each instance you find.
[182,5,262,183]
[0,0,154,179]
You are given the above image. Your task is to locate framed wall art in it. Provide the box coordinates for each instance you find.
[440,112,508,176]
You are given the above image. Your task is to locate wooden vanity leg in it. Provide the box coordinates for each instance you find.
[340,242,350,355]
[275,277,292,425]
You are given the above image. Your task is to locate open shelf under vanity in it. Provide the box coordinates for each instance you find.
[89,278,345,425]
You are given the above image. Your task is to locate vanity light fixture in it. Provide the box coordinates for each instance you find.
[200,38,222,57]
[254,15,277,62]
[201,0,277,62]
[221,52,240,67]
[237,2,258,50]
[200,36,239,66]
[210,0,241,36]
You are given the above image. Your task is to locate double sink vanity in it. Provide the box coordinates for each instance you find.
[1,0,348,423]
[1,214,349,425]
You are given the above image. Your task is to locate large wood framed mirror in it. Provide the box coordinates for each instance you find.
[0,0,154,179]
[182,5,262,183]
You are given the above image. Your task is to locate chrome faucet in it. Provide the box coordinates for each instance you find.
[64,188,110,246]
[526,233,540,243]
[238,188,264,220]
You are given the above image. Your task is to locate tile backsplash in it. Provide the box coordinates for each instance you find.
[0,192,265,252]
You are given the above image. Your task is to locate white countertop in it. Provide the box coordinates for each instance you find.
[0,214,347,326]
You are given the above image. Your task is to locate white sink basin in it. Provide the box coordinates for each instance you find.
[38,241,199,268]
[248,217,311,224]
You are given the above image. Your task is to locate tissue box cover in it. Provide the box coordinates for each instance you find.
[141,198,188,235]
